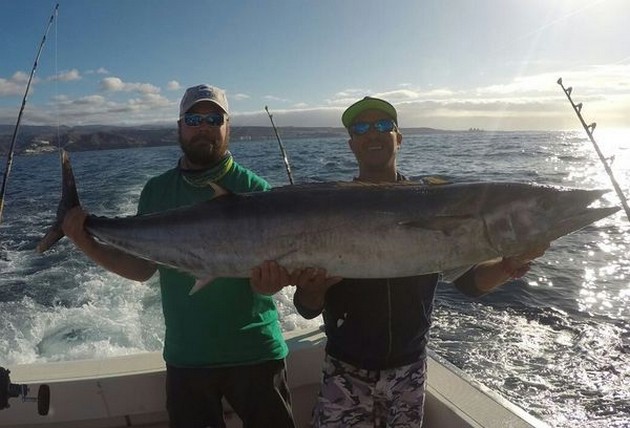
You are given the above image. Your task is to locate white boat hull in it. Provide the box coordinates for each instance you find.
[1,327,548,427]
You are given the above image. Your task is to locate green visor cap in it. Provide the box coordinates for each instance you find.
[341,97,398,128]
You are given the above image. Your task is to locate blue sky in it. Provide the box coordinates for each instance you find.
[1,0,629,131]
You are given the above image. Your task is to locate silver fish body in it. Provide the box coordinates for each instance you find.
[38,151,619,289]
[81,180,618,280]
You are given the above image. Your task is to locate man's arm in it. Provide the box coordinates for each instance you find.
[62,206,157,281]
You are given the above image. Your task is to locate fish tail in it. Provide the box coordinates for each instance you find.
[36,150,81,253]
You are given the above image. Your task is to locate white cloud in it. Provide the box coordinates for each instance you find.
[361,64,630,130]
[232,93,250,101]
[101,77,125,91]
[134,83,161,94]
[167,80,181,90]
[49,69,81,82]
[85,67,110,75]
[100,77,160,94]
[373,89,421,101]
[324,67,621,123]
[128,93,171,108]
[0,72,32,97]
[11,71,30,84]
[264,95,289,103]
[334,89,368,98]
[73,95,107,106]
[0,79,24,97]
[22,91,176,126]
[3,64,629,130]
[233,106,343,127]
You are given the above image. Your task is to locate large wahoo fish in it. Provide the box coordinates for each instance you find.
[39,151,619,293]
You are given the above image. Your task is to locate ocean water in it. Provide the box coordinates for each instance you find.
[0,130,628,427]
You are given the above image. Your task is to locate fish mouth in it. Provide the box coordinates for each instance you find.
[552,206,619,239]
[547,188,619,240]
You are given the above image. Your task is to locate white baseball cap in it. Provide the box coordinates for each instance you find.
[179,84,229,116]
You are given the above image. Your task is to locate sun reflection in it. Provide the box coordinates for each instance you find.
[565,126,630,318]
[561,129,630,200]
[434,130,630,426]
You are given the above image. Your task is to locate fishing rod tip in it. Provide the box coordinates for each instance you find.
[557,78,563,85]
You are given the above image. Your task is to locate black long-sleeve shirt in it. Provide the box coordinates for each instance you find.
[294,268,479,370]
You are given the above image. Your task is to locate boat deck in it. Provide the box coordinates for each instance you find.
[2,328,548,427]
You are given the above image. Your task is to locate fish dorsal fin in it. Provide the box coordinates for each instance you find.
[208,182,231,198]
[399,215,475,235]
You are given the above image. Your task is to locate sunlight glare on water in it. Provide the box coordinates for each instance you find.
[425,130,630,427]
[1,132,629,427]
[555,130,630,321]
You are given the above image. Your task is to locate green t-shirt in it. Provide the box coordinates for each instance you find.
[137,160,288,367]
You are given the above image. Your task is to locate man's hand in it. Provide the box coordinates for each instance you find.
[250,260,342,298]
[291,267,342,294]
[501,242,550,278]
[250,260,292,295]
[291,267,342,312]
[471,242,551,294]
[62,206,92,247]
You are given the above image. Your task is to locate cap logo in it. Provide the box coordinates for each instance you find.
[198,89,213,98]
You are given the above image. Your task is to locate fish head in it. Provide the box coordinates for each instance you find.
[482,184,619,255]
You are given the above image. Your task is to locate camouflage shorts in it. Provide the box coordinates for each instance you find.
[312,355,426,428]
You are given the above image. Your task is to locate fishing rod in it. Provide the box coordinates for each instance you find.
[557,77,630,223]
[264,106,294,185]
[0,3,59,225]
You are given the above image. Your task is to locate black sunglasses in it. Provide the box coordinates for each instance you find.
[182,113,225,127]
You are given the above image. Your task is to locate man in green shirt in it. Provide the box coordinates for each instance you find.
[62,84,294,428]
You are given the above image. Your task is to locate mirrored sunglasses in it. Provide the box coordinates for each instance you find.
[350,119,396,135]
[182,113,225,127]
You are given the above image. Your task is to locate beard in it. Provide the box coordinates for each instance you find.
[179,132,226,167]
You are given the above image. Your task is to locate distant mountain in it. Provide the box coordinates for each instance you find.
[0,125,450,156]
[0,125,178,156]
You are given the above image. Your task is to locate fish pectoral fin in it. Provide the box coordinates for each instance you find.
[399,215,476,235]
[442,264,474,282]
[189,276,216,295]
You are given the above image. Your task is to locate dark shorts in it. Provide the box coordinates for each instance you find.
[166,359,295,428]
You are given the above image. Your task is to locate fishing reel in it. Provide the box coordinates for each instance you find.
[0,366,50,416]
